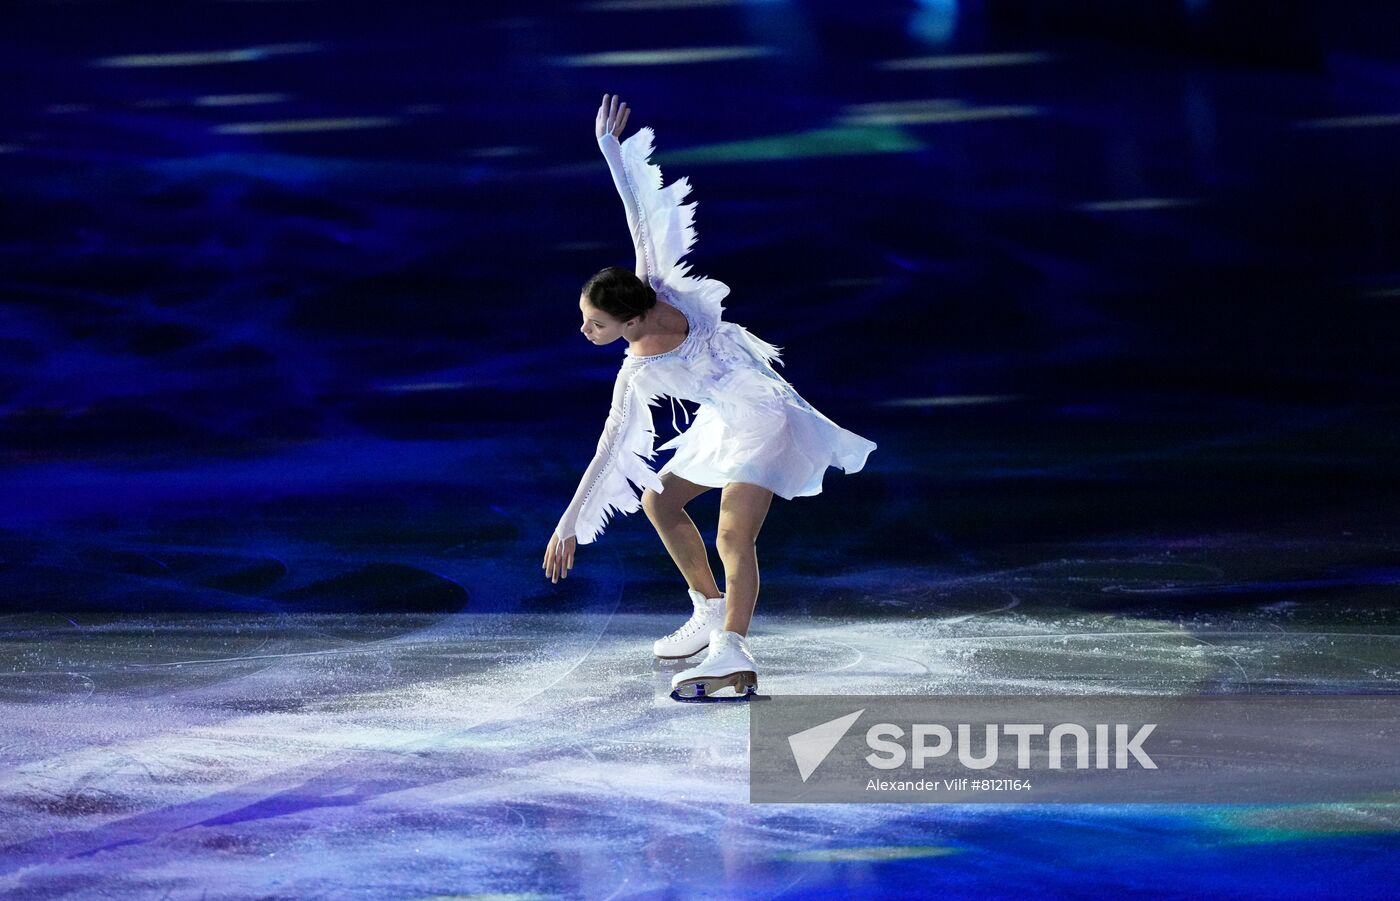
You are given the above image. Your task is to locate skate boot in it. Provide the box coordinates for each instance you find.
[653,588,727,660]
[670,628,758,703]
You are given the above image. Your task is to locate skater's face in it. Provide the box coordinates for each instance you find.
[579,296,635,345]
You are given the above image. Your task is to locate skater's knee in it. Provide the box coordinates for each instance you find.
[716,526,758,555]
[642,488,683,518]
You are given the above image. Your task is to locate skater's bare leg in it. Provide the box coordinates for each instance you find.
[642,473,721,599]
[716,481,773,636]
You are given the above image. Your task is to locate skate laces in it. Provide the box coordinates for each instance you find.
[712,630,753,659]
[668,611,709,640]
[666,597,723,640]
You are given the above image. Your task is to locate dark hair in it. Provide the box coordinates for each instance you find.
[581,266,657,324]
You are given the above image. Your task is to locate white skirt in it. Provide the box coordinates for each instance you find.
[655,392,876,499]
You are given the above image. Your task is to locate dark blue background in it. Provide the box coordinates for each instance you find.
[2,0,1398,616]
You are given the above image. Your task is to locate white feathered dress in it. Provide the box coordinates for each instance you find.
[554,126,877,546]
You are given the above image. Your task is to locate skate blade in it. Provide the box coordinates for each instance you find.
[669,671,758,703]
[654,644,708,661]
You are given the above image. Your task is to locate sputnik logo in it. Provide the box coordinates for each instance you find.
[788,709,864,782]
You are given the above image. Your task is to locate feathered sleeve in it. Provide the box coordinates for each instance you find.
[554,359,665,546]
[598,127,731,332]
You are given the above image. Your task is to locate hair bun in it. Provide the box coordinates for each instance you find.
[581,266,660,323]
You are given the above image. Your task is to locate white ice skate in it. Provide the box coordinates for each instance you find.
[670,628,758,703]
[653,588,727,660]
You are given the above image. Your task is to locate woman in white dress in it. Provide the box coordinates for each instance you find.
[542,94,876,701]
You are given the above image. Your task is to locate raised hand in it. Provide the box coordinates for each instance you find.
[595,92,631,141]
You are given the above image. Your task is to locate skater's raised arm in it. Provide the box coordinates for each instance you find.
[593,92,732,333]
[594,93,656,283]
[546,358,664,578]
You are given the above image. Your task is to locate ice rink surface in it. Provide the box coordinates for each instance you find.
[4,593,1399,898]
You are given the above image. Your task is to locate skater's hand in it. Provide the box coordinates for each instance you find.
[543,531,576,583]
[595,93,630,141]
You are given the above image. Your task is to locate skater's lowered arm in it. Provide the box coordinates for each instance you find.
[554,359,665,547]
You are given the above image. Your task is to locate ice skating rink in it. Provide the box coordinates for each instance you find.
[4,534,1400,898]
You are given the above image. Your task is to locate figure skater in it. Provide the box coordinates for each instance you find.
[542,94,877,702]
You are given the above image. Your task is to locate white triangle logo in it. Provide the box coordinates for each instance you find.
[788,709,865,782]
